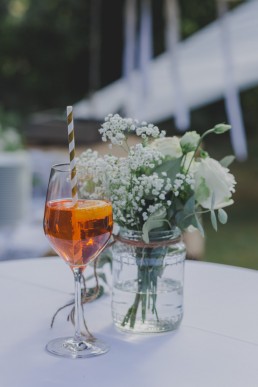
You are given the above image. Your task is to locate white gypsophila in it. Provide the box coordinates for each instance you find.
[99,114,138,145]
[77,149,118,199]
[150,136,183,159]
[180,131,200,153]
[173,172,195,197]
[128,143,164,171]
[194,157,236,209]
[136,122,166,139]
[108,168,173,227]
[76,149,101,187]
[99,114,166,146]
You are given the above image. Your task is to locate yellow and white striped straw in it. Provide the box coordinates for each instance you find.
[67,106,78,203]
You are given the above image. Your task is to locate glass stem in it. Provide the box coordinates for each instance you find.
[73,267,84,341]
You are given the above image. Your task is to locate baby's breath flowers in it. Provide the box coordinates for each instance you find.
[77,116,236,331]
[99,114,165,150]
[77,116,236,241]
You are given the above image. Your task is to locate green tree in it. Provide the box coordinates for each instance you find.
[0,0,92,114]
[0,0,247,119]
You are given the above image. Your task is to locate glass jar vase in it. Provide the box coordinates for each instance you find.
[111,227,186,333]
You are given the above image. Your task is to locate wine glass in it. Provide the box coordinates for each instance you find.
[43,163,113,358]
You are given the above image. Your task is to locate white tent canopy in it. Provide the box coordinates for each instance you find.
[74,0,258,124]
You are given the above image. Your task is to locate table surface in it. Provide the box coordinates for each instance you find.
[0,257,258,387]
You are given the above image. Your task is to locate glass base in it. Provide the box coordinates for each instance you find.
[46,336,109,358]
[112,277,184,334]
[113,312,183,334]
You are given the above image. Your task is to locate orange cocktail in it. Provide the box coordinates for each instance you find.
[44,199,113,269]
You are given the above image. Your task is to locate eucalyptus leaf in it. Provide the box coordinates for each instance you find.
[211,192,216,211]
[184,195,195,213]
[142,206,167,243]
[220,155,235,168]
[153,157,183,183]
[175,209,198,230]
[174,197,184,212]
[194,214,205,237]
[175,210,185,229]
[174,195,197,230]
[167,205,174,221]
[210,210,218,231]
[218,208,228,224]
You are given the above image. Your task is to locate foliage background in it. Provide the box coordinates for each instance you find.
[0,0,257,268]
[0,0,252,116]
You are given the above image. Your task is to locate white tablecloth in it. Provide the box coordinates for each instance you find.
[1,258,258,387]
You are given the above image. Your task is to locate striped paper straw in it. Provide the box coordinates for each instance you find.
[67,106,78,203]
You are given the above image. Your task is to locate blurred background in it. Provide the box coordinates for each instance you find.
[0,0,257,268]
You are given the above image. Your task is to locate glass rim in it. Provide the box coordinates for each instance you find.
[118,226,181,241]
[51,163,70,172]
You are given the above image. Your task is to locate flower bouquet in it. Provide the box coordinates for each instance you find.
[77,114,236,332]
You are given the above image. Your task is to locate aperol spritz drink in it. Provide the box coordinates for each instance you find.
[44,199,112,269]
[43,163,113,358]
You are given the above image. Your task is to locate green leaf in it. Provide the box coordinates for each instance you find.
[184,195,195,213]
[175,211,197,230]
[218,208,228,224]
[210,210,218,231]
[211,192,216,210]
[175,210,185,229]
[220,155,235,168]
[142,206,167,243]
[194,214,205,237]
[153,157,183,183]
[174,197,184,212]
[167,205,174,221]
[174,195,197,230]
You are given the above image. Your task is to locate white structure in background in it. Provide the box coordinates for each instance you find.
[74,0,258,159]
[0,151,31,228]
[217,0,248,160]
[164,0,190,131]
[0,149,68,260]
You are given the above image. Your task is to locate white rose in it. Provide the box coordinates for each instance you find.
[182,151,199,173]
[180,131,200,153]
[150,136,182,159]
[194,157,236,209]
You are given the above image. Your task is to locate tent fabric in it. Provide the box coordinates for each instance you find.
[74,0,258,125]
[164,0,190,131]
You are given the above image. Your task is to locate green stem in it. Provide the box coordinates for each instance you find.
[129,293,141,328]
[120,246,164,329]
[121,292,141,327]
[185,128,215,174]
